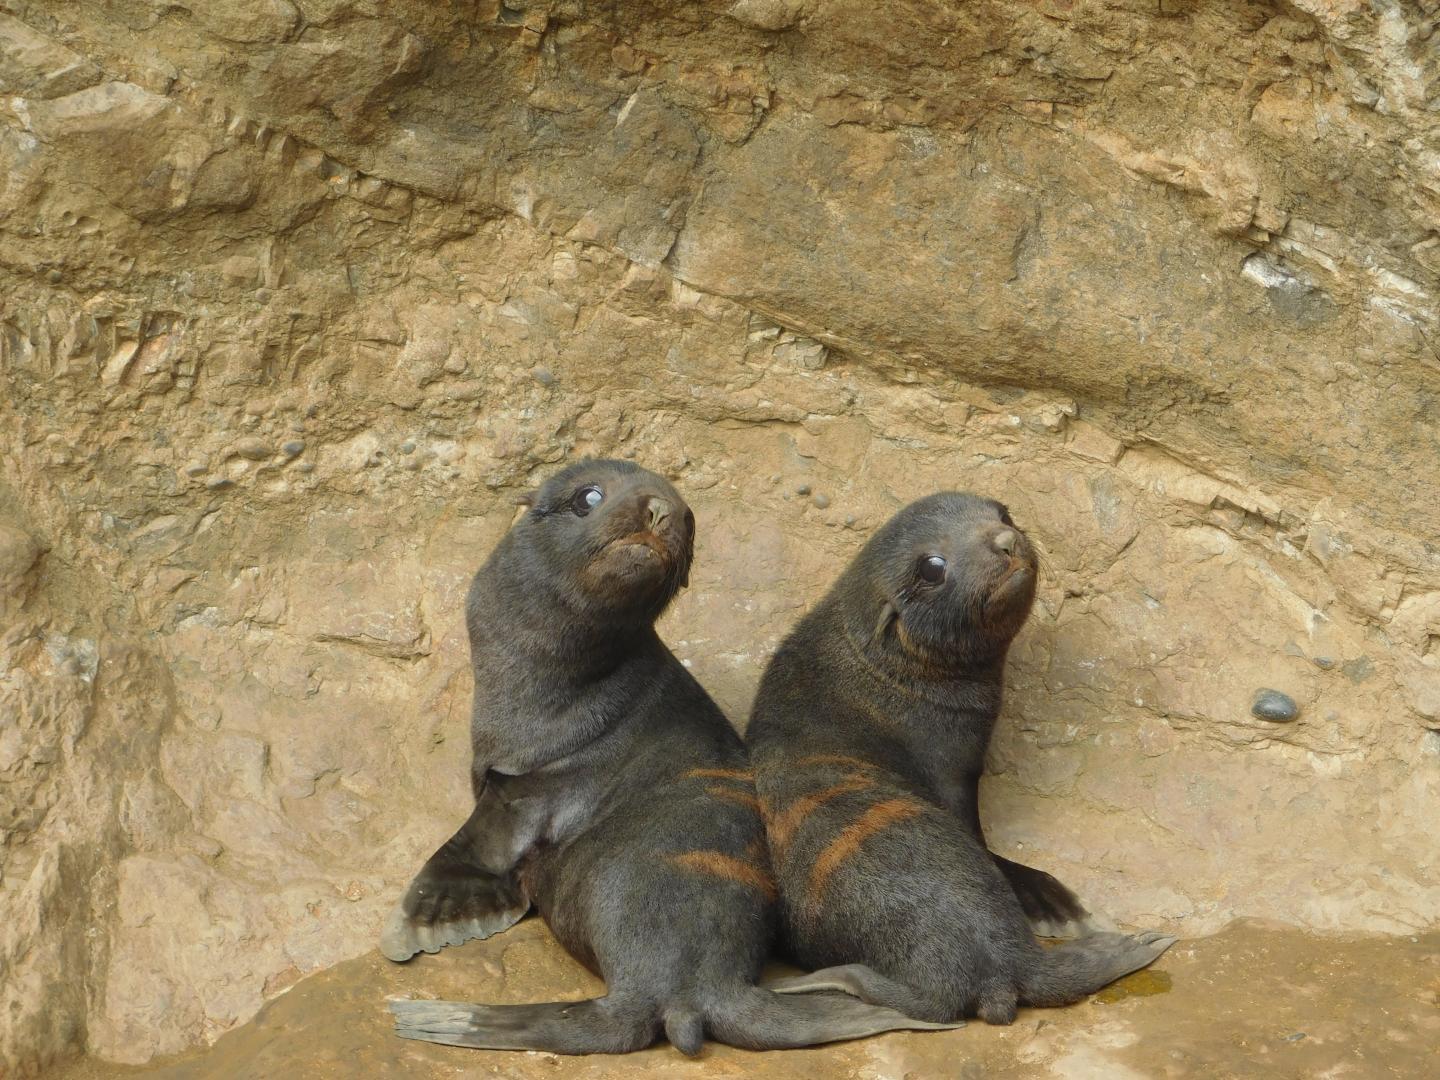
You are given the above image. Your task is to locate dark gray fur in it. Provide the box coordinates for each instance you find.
[747,493,1174,1024]
[383,460,954,1055]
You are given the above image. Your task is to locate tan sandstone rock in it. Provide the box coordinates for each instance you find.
[2,1,1438,1074]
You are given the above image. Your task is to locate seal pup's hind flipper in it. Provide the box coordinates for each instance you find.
[707,987,961,1049]
[390,997,657,1055]
[391,989,959,1056]
[1021,930,1176,1005]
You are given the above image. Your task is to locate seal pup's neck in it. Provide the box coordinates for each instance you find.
[828,582,1009,712]
[470,530,665,679]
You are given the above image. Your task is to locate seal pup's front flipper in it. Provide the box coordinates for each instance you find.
[379,792,534,962]
[943,774,1094,940]
[994,855,1092,939]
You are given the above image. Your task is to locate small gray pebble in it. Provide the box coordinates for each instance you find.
[1252,689,1299,723]
[1312,655,1336,670]
[532,365,556,386]
[796,484,812,496]
[205,477,234,491]
[183,459,209,477]
[281,439,305,457]
[812,494,831,510]
[1340,656,1375,683]
[46,269,62,284]
[844,514,858,527]
[295,461,315,474]
[400,440,416,455]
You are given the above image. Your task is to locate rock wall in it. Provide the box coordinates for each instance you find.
[1,0,1437,1073]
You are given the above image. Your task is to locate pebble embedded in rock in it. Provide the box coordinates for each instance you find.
[1252,689,1299,722]
[281,440,305,457]
[796,483,811,496]
[183,459,209,477]
[233,437,270,461]
[1312,656,1336,670]
[205,477,234,491]
[1341,656,1375,683]
[812,493,830,509]
[295,461,315,474]
[531,365,556,385]
[400,440,416,455]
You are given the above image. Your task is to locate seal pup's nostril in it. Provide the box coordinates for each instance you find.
[993,528,1018,555]
[647,497,673,531]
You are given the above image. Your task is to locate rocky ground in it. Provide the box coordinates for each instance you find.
[51,919,1440,1080]
[3,1,1438,1075]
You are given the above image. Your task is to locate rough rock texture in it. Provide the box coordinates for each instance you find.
[1,0,1437,1074]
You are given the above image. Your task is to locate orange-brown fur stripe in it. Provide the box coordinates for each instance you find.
[796,754,878,771]
[683,767,754,781]
[706,785,763,813]
[668,850,776,900]
[767,775,876,859]
[807,799,924,904]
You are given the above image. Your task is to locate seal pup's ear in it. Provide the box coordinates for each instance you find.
[510,491,536,527]
[869,600,898,646]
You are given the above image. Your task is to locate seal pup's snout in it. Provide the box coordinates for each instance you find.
[983,519,1037,575]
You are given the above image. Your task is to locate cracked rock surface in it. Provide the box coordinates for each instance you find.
[2,1,1438,1074]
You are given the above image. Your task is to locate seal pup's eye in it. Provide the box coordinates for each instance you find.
[571,485,604,516]
[918,555,947,584]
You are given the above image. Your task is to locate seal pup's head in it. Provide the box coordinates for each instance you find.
[513,458,696,622]
[842,493,1037,672]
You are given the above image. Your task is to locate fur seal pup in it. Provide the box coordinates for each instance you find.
[383,460,952,1054]
[746,493,1174,1024]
